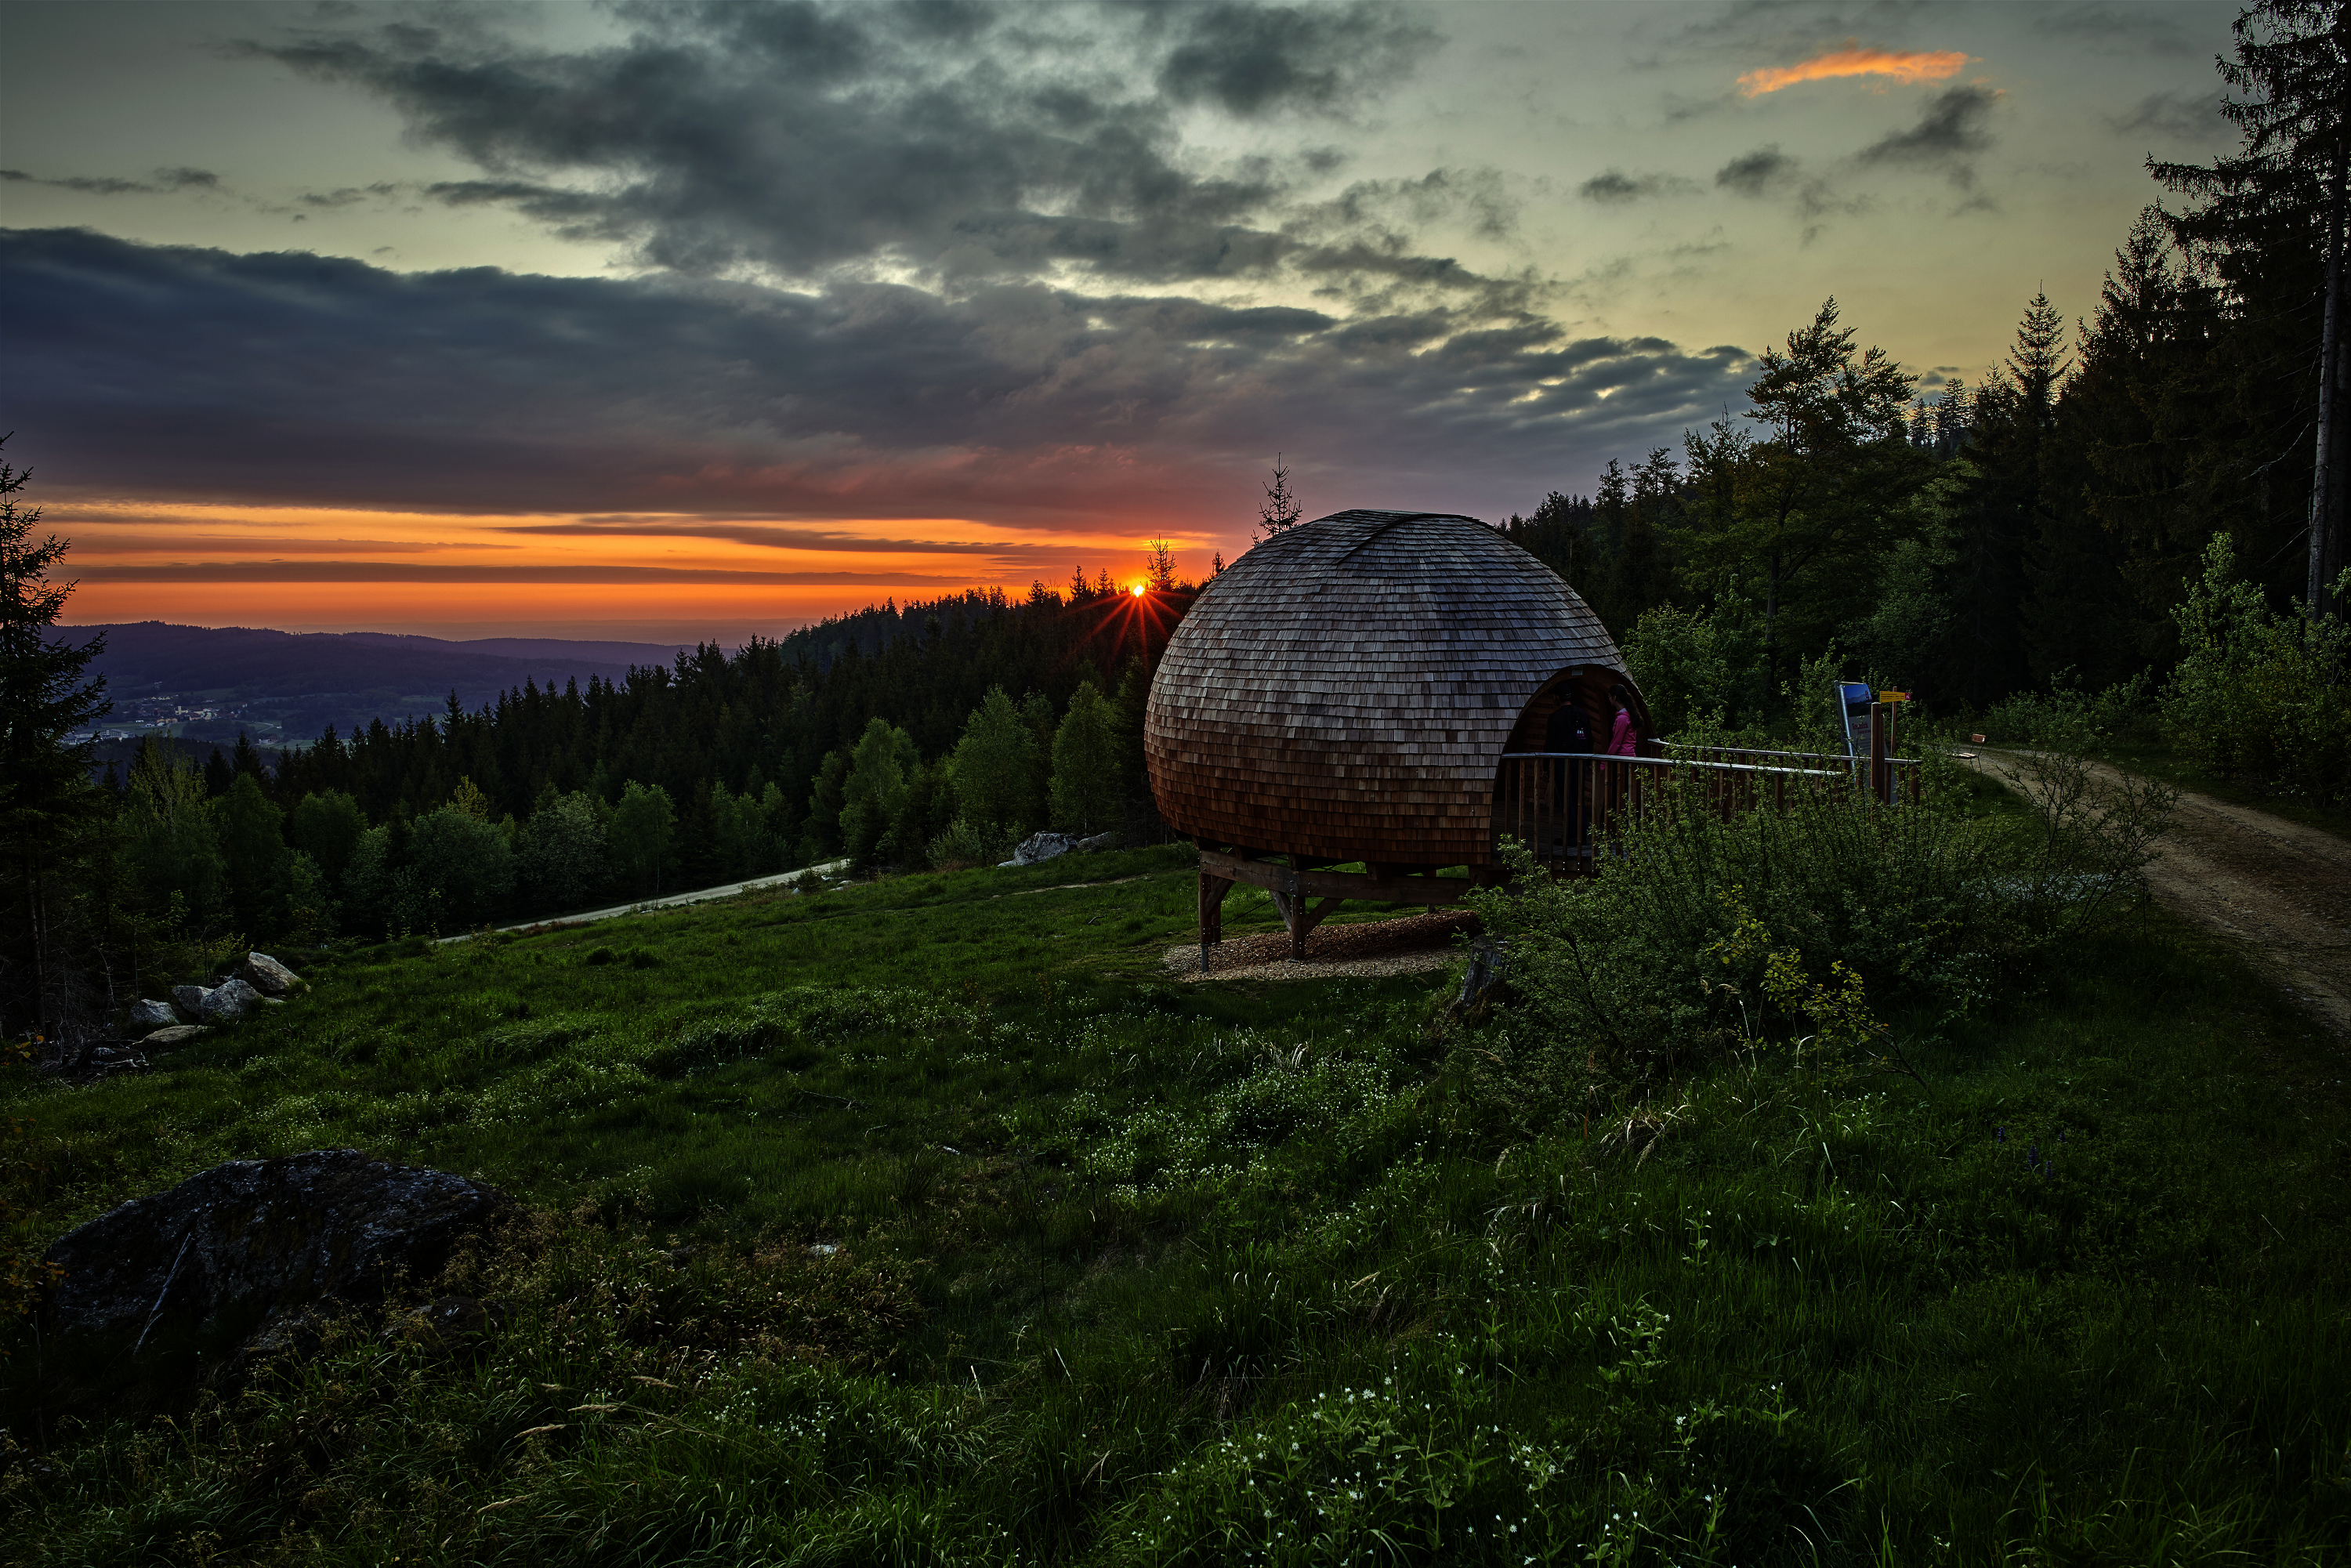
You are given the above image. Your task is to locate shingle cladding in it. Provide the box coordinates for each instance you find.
[1144,509,1628,866]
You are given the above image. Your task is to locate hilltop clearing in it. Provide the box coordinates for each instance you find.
[5,836,2349,1565]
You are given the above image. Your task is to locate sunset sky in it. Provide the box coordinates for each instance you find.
[2,0,2241,643]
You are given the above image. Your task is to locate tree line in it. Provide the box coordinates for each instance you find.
[1497,3,2348,737]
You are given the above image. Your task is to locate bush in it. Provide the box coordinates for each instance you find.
[1976,670,2156,751]
[926,814,1018,871]
[2161,535,2351,804]
[1464,750,2173,1105]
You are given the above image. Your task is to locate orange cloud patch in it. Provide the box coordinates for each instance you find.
[1739,43,1972,97]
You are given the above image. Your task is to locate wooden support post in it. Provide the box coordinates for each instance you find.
[1197,867,1234,972]
[1286,896,1343,960]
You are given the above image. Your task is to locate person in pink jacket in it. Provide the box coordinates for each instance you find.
[1606,683,1641,756]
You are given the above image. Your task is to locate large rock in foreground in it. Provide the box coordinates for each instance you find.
[240,952,303,997]
[44,1150,511,1353]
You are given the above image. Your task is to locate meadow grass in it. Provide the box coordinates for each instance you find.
[2,839,2348,1565]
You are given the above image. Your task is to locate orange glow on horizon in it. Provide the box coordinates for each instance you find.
[42,499,1237,636]
[1737,43,1972,96]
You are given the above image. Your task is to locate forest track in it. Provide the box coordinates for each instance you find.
[1964,750,2351,1039]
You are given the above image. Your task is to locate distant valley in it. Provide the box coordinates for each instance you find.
[69,621,694,756]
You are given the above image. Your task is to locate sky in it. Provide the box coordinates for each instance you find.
[1,0,2244,643]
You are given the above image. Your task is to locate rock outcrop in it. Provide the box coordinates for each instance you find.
[199,977,262,1023]
[128,998,177,1030]
[138,1024,211,1050]
[43,1150,512,1357]
[240,952,303,997]
[1001,830,1120,867]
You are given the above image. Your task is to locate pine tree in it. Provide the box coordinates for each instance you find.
[0,439,113,1043]
[1675,300,1921,697]
[2154,0,2351,616]
[2060,211,2225,669]
[1256,455,1302,540]
[1954,293,2074,699]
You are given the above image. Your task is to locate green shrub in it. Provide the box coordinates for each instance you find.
[1465,753,2172,1104]
[1977,669,2156,750]
[2161,534,2351,804]
[926,814,1018,871]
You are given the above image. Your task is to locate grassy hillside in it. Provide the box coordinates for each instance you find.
[4,836,2349,1565]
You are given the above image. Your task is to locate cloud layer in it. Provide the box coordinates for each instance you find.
[2,226,1755,538]
[246,1,1458,294]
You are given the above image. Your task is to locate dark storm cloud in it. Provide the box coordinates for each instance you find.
[496,519,1073,562]
[1154,2,1436,114]
[241,0,1464,295]
[1714,146,1798,197]
[0,166,219,195]
[0,227,1755,527]
[298,182,407,210]
[1578,169,1697,205]
[1857,85,1999,189]
[2110,89,2226,140]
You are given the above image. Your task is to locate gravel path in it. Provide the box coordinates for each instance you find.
[1962,750,2351,1037]
[1162,909,1477,982]
[444,860,850,942]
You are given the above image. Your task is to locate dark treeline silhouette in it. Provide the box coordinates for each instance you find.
[273,585,1162,830]
[1497,205,2323,722]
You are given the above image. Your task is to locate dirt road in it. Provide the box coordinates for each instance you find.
[1967,751,2351,1037]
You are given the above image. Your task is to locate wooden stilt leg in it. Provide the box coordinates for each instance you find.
[1197,865,1234,972]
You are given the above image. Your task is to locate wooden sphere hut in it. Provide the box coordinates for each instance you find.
[1145,509,1651,962]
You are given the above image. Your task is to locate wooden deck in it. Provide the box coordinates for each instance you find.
[1193,734,1922,969]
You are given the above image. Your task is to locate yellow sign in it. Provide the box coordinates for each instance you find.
[1877,690,1911,703]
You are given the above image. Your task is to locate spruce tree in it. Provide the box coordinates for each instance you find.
[1256,455,1302,540]
[1951,293,2069,701]
[2154,0,2351,617]
[0,439,111,1042]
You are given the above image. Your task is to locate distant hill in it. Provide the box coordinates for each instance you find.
[335,632,694,670]
[71,621,695,752]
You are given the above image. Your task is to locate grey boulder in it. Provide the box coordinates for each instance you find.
[129,998,178,1030]
[139,1024,211,1049]
[240,951,302,997]
[199,978,261,1023]
[170,984,208,1022]
[1002,830,1119,867]
[43,1149,512,1356]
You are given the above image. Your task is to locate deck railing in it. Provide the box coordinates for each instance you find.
[1491,746,1921,875]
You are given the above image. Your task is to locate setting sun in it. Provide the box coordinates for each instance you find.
[1129,583,1147,597]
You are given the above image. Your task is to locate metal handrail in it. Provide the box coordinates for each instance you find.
[1498,751,1846,779]
[1659,741,1923,767]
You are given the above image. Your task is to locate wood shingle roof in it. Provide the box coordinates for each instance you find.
[1144,509,1630,867]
